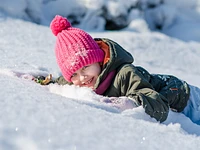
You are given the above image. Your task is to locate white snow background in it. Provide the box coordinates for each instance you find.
[1,0,200,150]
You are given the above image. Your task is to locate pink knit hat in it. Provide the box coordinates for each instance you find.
[50,15,105,82]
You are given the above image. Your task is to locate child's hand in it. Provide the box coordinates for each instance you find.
[34,74,54,85]
[100,96,138,111]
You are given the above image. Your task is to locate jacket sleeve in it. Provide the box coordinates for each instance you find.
[54,76,73,85]
[116,65,169,122]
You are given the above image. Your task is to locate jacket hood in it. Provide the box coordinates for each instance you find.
[94,38,134,88]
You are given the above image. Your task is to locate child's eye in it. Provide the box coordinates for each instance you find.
[71,73,77,78]
[82,65,89,70]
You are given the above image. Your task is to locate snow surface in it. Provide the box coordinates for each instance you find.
[1,0,200,150]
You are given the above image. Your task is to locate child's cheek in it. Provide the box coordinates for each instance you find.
[71,80,79,86]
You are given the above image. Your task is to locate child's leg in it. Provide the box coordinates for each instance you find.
[182,85,200,125]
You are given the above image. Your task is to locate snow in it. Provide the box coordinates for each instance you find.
[1,0,200,150]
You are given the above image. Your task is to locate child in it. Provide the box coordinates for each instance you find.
[48,15,200,124]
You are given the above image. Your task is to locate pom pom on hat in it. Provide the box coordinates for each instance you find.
[50,15,71,36]
[50,15,105,82]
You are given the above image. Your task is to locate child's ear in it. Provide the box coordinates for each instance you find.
[99,62,103,67]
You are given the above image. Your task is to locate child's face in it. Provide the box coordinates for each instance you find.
[71,62,101,89]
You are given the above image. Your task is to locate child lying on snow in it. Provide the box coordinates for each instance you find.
[37,15,200,124]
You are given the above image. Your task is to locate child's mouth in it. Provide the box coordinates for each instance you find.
[83,77,94,85]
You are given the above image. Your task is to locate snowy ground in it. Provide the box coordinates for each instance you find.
[1,16,200,150]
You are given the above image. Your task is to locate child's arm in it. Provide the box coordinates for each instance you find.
[115,65,169,122]
[54,76,73,85]
[34,75,72,85]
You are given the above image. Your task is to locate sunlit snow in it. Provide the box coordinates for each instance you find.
[1,0,200,150]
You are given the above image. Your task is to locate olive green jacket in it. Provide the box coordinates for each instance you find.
[55,38,190,122]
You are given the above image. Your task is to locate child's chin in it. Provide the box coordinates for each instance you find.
[87,85,94,89]
[84,84,94,89]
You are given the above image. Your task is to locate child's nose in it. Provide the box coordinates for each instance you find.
[80,74,87,82]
